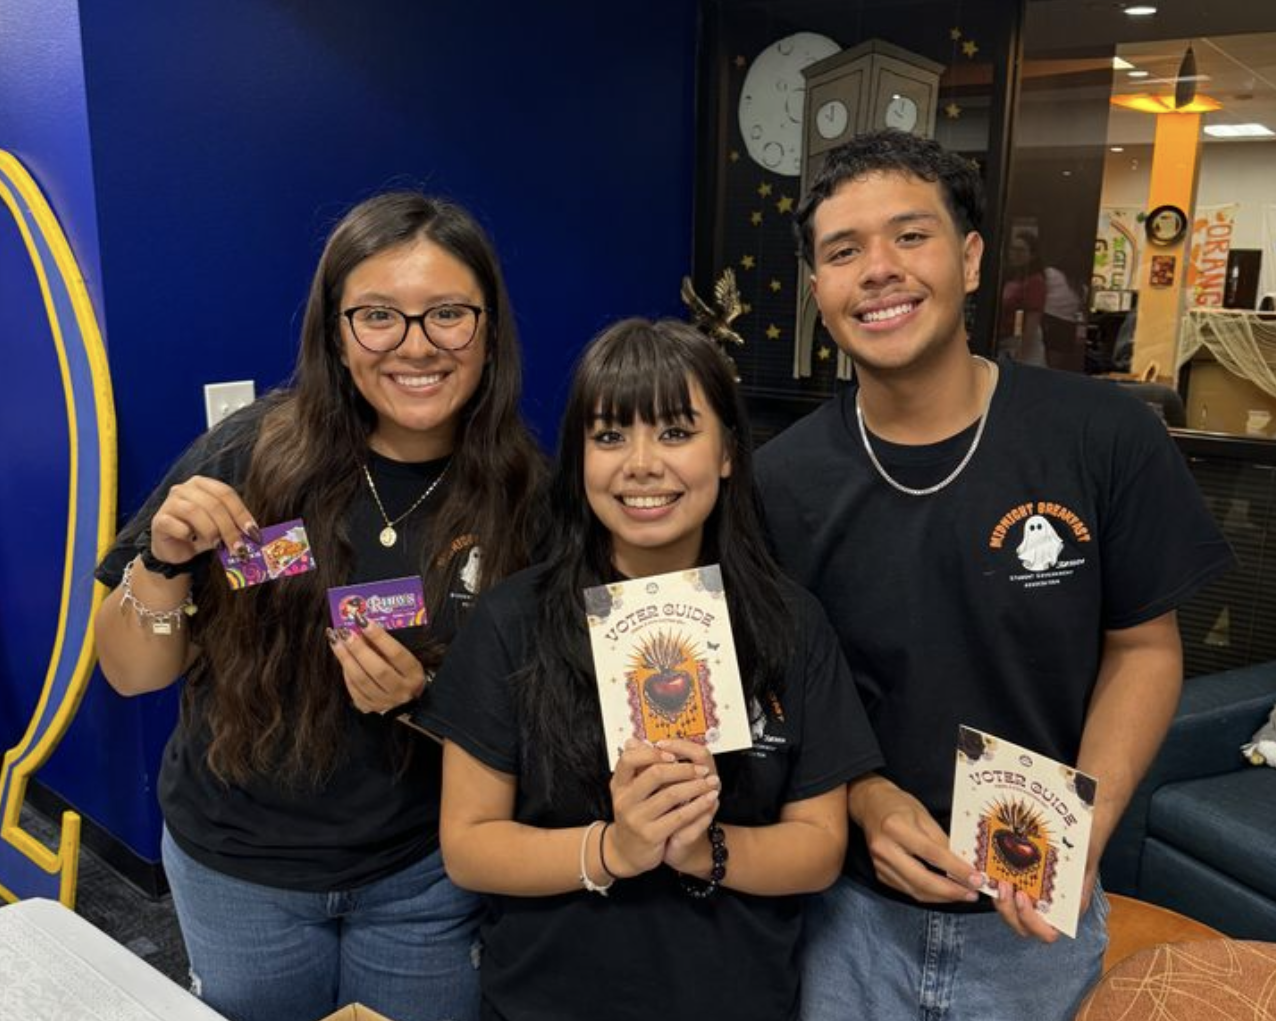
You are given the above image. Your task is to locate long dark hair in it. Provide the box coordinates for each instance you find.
[189,192,545,785]
[517,318,789,812]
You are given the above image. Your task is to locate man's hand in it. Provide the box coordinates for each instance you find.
[849,774,980,904]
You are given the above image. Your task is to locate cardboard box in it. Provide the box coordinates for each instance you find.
[319,1006,398,1021]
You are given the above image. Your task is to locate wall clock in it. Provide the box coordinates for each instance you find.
[1145,204,1188,248]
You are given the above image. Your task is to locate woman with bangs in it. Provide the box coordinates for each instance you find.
[423,318,881,1021]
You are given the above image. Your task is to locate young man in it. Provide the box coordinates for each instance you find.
[755,130,1233,1021]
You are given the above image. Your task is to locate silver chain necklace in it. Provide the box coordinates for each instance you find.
[362,461,449,547]
[855,357,996,498]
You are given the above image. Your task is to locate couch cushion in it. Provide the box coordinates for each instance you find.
[1148,769,1276,901]
[1141,839,1276,940]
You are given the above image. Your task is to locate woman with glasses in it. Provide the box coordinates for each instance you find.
[423,319,882,1021]
[93,192,545,1021]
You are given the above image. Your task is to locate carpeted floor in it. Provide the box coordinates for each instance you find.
[17,801,190,986]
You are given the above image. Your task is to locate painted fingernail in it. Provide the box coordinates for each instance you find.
[695,766,711,777]
[969,872,985,888]
[354,611,369,629]
[233,542,250,560]
[705,775,721,788]
[244,521,262,544]
[340,627,355,643]
[325,627,341,646]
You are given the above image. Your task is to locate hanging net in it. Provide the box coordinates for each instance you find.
[1178,308,1276,401]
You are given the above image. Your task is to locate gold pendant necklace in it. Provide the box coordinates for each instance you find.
[362,461,449,547]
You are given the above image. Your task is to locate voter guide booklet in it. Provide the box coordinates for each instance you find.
[948,726,1098,938]
[584,565,751,770]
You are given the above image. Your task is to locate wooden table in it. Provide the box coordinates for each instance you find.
[1104,892,1224,970]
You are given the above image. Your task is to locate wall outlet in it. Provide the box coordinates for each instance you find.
[204,380,256,430]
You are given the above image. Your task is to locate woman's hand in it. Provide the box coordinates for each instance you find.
[655,739,720,874]
[605,739,720,878]
[148,475,260,567]
[328,619,428,714]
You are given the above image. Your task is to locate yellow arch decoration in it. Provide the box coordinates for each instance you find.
[0,149,116,907]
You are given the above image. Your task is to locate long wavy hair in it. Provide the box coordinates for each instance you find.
[188,192,545,785]
[517,318,790,812]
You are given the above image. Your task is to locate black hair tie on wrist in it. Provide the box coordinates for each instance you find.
[139,544,196,579]
[679,822,727,899]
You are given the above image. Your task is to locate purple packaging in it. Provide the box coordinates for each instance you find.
[219,519,315,590]
[328,576,428,631]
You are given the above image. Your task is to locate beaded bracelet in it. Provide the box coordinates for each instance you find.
[679,822,728,899]
[120,556,197,635]
[579,820,614,896]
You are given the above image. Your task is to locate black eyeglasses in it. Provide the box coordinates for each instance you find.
[340,303,487,353]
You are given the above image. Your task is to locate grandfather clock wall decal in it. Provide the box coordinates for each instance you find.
[795,39,943,379]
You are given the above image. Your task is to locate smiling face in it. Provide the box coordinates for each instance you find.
[584,379,732,579]
[809,170,983,377]
[339,237,487,461]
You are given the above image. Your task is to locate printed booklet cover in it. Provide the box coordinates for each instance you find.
[584,565,751,770]
[949,726,1098,938]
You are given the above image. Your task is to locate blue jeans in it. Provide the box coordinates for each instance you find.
[800,876,1109,1021]
[162,828,482,1021]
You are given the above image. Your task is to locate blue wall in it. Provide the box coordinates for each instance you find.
[2,0,700,861]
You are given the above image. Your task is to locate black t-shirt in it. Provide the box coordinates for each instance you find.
[756,359,1233,897]
[422,565,882,1021]
[96,401,480,891]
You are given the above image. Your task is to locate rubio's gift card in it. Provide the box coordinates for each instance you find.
[220,519,316,589]
[327,576,428,631]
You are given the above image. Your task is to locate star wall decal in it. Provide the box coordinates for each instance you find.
[818,345,832,361]
[776,195,794,214]
[740,254,755,270]
[741,302,752,315]
[729,150,740,163]
[962,39,979,58]
[945,102,962,119]
[758,182,773,197]
[750,211,763,226]
[950,27,962,40]
[765,324,781,340]
[768,278,782,293]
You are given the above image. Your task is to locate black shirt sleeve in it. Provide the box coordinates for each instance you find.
[782,585,884,803]
[1095,399,1234,629]
[421,584,524,775]
[95,402,262,589]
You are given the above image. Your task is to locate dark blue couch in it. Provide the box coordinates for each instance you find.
[1101,660,1276,940]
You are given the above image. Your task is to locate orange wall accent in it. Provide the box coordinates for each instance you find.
[1131,112,1200,381]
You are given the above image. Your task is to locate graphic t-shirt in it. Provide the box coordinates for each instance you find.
[423,565,883,1021]
[96,402,479,891]
[756,359,1233,897]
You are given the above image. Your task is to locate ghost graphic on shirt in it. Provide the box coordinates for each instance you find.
[459,546,483,593]
[1016,515,1064,572]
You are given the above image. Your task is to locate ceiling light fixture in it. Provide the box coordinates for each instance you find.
[1110,93,1223,114]
[1128,70,1150,78]
[1111,146,1125,152]
[1203,123,1274,138]
[1124,5,1158,15]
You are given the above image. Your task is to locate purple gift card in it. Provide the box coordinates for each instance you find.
[328,576,428,631]
[220,519,316,590]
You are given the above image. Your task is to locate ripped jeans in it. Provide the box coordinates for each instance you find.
[162,829,481,1021]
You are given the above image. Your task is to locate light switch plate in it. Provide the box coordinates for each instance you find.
[204,380,256,430]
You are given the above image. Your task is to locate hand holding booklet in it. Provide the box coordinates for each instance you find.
[948,726,1098,937]
[584,565,752,769]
